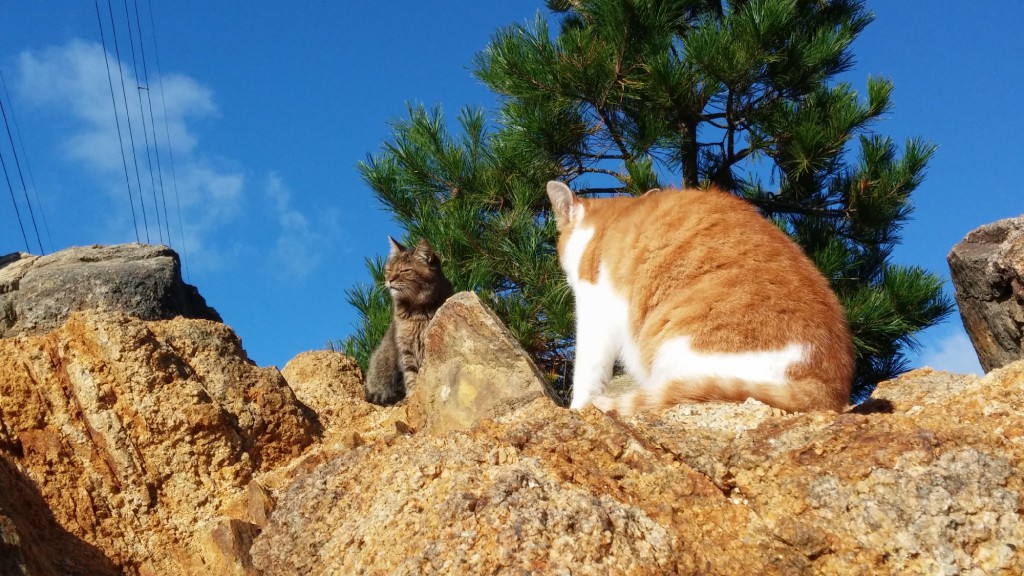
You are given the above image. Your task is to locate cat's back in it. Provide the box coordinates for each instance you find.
[583,187,851,381]
[585,188,808,285]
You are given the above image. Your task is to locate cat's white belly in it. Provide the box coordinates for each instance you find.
[646,338,808,388]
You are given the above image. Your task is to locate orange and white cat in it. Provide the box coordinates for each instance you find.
[546,181,853,414]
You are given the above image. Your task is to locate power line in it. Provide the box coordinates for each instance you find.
[121,0,163,244]
[145,0,191,280]
[0,68,53,253]
[0,74,44,254]
[1,144,30,253]
[95,0,140,242]
[132,0,172,247]
[106,0,151,243]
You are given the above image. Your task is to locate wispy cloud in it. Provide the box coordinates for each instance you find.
[14,39,242,269]
[916,328,984,375]
[264,173,330,280]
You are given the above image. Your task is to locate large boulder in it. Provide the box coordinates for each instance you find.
[0,311,316,574]
[948,216,1024,371]
[0,243,220,338]
[407,291,561,434]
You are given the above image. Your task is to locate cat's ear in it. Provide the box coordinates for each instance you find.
[388,236,406,257]
[546,181,579,228]
[413,239,437,264]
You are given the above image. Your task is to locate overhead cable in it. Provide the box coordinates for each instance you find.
[122,0,163,244]
[145,0,191,279]
[0,76,44,254]
[94,0,141,242]
[106,0,151,242]
[0,68,52,253]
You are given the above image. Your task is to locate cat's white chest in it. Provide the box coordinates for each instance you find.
[561,224,639,407]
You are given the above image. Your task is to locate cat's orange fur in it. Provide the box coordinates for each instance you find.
[547,181,853,414]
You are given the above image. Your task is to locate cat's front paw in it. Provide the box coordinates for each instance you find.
[591,395,616,413]
[569,395,592,410]
[365,388,405,406]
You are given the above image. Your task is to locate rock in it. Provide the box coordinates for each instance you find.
[0,455,121,576]
[198,517,261,576]
[281,351,365,432]
[948,216,1024,371]
[278,350,414,446]
[2,281,1023,574]
[0,311,316,574]
[251,400,783,575]
[0,243,220,338]
[251,362,1024,575]
[407,291,561,434]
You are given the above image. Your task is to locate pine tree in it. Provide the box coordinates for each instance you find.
[341,0,952,399]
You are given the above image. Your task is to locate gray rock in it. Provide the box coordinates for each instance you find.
[0,244,220,338]
[947,216,1024,371]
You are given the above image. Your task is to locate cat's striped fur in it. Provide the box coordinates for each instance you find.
[363,237,453,405]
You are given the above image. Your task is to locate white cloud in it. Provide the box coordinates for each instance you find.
[915,328,984,375]
[264,172,327,280]
[14,40,239,270]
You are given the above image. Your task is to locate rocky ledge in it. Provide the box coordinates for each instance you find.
[0,299,1021,575]
[1,243,1022,575]
[0,243,219,339]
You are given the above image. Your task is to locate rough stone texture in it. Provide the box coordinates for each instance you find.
[280,351,365,432]
[2,294,1023,574]
[948,216,1024,371]
[251,362,1024,576]
[251,398,805,575]
[0,455,120,576]
[0,244,220,338]
[407,291,561,434]
[0,311,316,575]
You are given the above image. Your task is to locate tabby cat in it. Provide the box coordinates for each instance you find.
[546,181,853,415]
[363,237,454,405]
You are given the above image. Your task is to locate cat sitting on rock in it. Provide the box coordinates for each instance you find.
[363,237,453,405]
[546,180,853,414]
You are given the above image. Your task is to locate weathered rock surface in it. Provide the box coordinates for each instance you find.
[1,288,1023,574]
[0,244,220,338]
[280,350,402,440]
[0,311,315,575]
[408,291,561,434]
[948,216,1024,371]
[249,361,1024,575]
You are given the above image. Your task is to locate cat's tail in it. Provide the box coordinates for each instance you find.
[592,376,849,416]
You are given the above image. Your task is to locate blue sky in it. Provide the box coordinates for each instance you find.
[1,2,1020,375]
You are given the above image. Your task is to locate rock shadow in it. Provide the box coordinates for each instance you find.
[849,397,894,415]
[0,456,121,576]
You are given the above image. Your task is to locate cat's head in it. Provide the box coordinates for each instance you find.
[383,237,448,304]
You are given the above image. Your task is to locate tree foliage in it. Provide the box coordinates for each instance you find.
[341,0,952,399]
